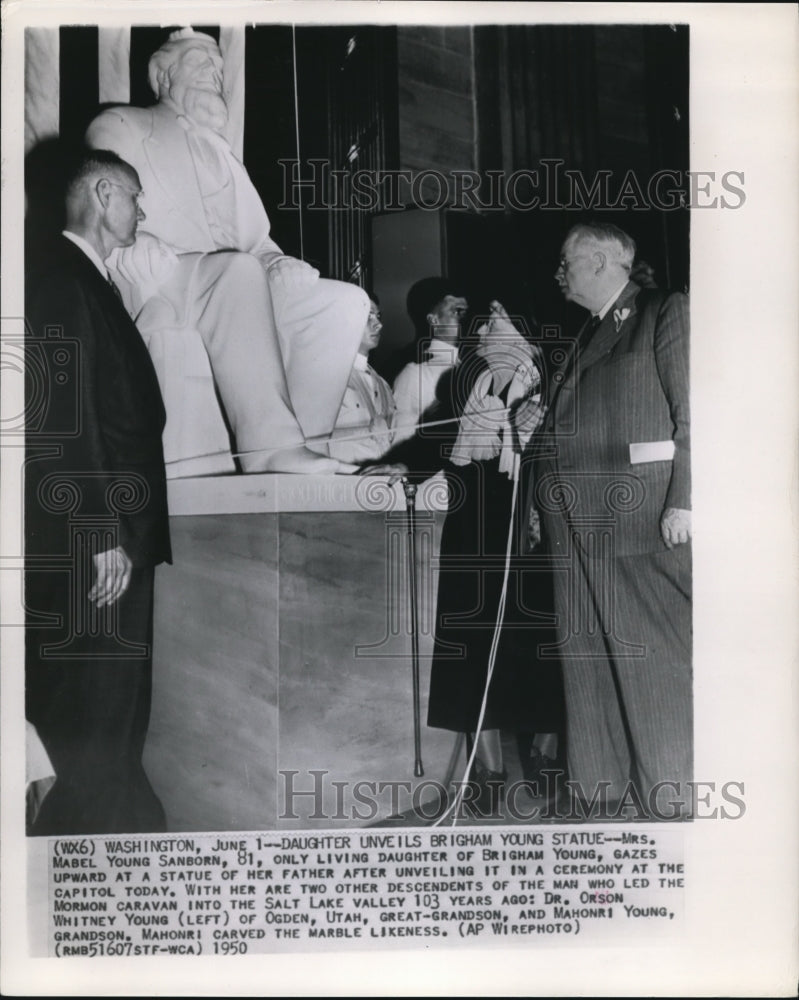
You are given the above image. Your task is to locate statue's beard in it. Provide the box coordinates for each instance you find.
[176,85,228,131]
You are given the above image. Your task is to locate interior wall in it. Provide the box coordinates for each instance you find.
[396,26,477,200]
[372,23,689,352]
[470,23,690,320]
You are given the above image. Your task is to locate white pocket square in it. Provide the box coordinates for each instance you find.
[629,440,675,464]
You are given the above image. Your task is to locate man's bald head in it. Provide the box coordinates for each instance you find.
[566,222,636,270]
[555,221,636,312]
[64,150,144,255]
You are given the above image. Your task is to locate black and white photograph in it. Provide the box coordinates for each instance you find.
[2,2,797,995]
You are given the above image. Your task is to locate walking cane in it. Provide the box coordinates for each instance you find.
[401,478,424,777]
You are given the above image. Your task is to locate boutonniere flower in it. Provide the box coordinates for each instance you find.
[613,307,631,332]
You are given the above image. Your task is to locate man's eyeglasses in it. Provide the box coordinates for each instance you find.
[105,180,144,205]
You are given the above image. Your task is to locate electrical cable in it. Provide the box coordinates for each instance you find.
[291,24,305,262]
[163,408,514,470]
[432,450,521,827]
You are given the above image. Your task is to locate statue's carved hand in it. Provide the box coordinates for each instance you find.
[267,256,320,291]
[109,233,179,302]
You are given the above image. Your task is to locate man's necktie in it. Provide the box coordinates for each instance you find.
[106,273,124,303]
[566,313,601,377]
[555,313,600,393]
[580,313,602,349]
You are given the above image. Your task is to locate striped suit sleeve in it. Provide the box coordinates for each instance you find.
[654,291,691,510]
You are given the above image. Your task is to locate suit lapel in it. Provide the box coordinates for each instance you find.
[145,106,216,246]
[579,281,640,370]
[143,107,182,203]
[60,235,116,302]
[59,237,165,406]
[545,281,641,419]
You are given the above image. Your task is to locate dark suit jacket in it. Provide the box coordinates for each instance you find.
[26,236,171,569]
[532,281,690,558]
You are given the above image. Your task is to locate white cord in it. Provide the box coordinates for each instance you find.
[291,24,305,262]
[432,451,521,827]
[164,409,514,470]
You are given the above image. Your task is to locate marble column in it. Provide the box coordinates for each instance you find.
[219,25,245,161]
[24,28,59,154]
[98,27,130,105]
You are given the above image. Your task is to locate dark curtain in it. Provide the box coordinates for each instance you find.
[473,23,690,315]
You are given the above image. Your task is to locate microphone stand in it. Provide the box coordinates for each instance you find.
[401,478,424,777]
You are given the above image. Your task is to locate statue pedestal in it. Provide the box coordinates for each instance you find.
[147,474,456,831]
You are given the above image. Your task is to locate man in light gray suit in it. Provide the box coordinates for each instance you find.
[530,221,691,819]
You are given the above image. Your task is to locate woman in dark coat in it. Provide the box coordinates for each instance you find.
[365,301,563,799]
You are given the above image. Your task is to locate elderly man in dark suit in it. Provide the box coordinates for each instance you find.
[530,220,691,819]
[25,150,171,835]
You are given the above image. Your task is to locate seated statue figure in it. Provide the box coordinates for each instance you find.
[86,27,369,474]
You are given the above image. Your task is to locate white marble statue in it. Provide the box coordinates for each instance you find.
[86,27,369,474]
